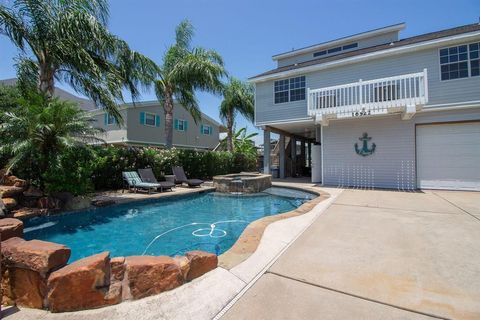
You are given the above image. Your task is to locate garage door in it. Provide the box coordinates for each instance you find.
[416,122,480,191]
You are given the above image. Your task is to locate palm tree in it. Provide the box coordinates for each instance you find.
[219,78,254,152]
[0,0,159,120]
[0,92,103,188]
[154,20,226,148]
[220,127,258,156]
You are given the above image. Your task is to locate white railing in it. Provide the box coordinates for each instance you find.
[308,69,428,119]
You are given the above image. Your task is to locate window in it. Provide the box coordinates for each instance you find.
[327,46,342,54]
[145,113,156,126]
[105,113,115,125]
[342,43,358,50]
[201,124,212,135]
[440,42,480,80]
[470,43,480,77]
[274,76,306,104]
[313,43,357,58]
[175,119,187,131]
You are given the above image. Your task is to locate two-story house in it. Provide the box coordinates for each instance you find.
[92,100,222,150]
[251,23,480,191]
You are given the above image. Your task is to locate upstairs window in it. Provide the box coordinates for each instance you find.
[145,113,156,126]
[105,113,116,125]
[175,119,187,131]
[274,76,306,104]
[201,124,212,135]
[440,42,480,80]
[139,112,160,127]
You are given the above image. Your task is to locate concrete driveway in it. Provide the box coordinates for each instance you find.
[222,189,480,320]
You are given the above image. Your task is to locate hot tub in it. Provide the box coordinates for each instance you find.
[213,172,272,193]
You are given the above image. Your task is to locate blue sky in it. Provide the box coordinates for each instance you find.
[1,0,479,144]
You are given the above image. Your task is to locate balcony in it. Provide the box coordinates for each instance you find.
[307,69,428,125]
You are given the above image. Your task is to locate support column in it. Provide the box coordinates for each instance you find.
[290,137,296,177]
[263,128,271,174]
[301,140,306,171]
[307,142,312,168]
[279,134,285,179]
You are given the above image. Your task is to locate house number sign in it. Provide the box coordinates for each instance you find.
[355,132,376,156]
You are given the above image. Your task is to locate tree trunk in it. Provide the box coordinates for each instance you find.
[164,90,175,149]
[226,113,234,152]
[38,63,55,98]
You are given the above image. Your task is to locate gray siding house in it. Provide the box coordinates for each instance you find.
[91,101,222,150]
[252,23,480,191]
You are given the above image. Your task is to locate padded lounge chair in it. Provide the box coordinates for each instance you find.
[172,166,204,187]
[138,168,175,192]
[122,171,161,194]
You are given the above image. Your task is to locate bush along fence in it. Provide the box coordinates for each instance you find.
[1,145,258,195]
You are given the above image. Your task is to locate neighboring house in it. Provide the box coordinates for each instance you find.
[0,78,223,150]
[91,101,222,150]
[251,23,480,191]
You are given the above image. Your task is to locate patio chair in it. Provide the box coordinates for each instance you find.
[122,171,161,194]
[138,168,175,192]
[172,166,204,187]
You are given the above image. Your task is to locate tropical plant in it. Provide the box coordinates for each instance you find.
[0,0,159,120]
[219,77,254,152]
[0,83,21,123]
[0,92,103,189]
[220,127,258,156]
[154,20,226,148]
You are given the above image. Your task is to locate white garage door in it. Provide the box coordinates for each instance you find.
[416,122,480,191]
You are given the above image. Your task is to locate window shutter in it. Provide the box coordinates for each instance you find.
[140,112,145,125]
[184,120,188,131]
[155,115,160,127]
[104,113,108,126]
[200,124,204,134]
[209,126,213,135]
[174,119,179,130]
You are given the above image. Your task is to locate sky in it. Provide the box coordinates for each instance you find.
[1,0,479,145]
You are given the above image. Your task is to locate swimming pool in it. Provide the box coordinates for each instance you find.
[24,188,316,262]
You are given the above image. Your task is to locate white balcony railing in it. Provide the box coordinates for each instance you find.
[308,69,428,122]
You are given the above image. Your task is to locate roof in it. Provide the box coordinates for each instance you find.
[272,23,405,60]
[0,78,96,111]
[251,23,480,81]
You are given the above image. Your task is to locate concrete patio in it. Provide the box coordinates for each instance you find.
[222,188,480,320]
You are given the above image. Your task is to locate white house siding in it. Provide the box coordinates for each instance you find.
[322,108,480,189]
[255,41,480,125]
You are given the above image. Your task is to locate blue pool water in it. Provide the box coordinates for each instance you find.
[24,188,315,262]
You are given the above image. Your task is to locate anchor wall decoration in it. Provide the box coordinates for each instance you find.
[355,132,376,156]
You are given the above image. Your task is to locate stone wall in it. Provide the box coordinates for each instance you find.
[0,221,218,313]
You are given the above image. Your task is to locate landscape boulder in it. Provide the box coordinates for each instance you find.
[23,186,43,198]
[0,199,6,217]
[173,256,190,281]
[1,238,70,276]
[11,208,44,219]
[2,198,17,211]
[47,251,121,312]
[0,218,24,240]
[125,256,183,300]
[2,267,47,309]
[0,186,24,199]
[110,257,125,282]
[185,251,218,281]
[2,175,19,186]
[91,199,116,207]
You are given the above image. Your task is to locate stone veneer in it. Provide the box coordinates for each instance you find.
[0,222,218,313]
[213,173,272,193]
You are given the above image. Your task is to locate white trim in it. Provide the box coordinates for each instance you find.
[255,117,313,127]
[176,118,186,132]
[251,30,480,83]
[272,23,405,60]
[320,125,324,185]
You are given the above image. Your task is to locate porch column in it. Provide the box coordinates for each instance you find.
[290,137,296,177]
[301,140,306,170]
[279,134,285,179]
[263,128,271,174]
[307,142,312,168]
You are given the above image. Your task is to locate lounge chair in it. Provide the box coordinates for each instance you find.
[122,171,161,194]
[172,166,204,187]
[138,168,175,192]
